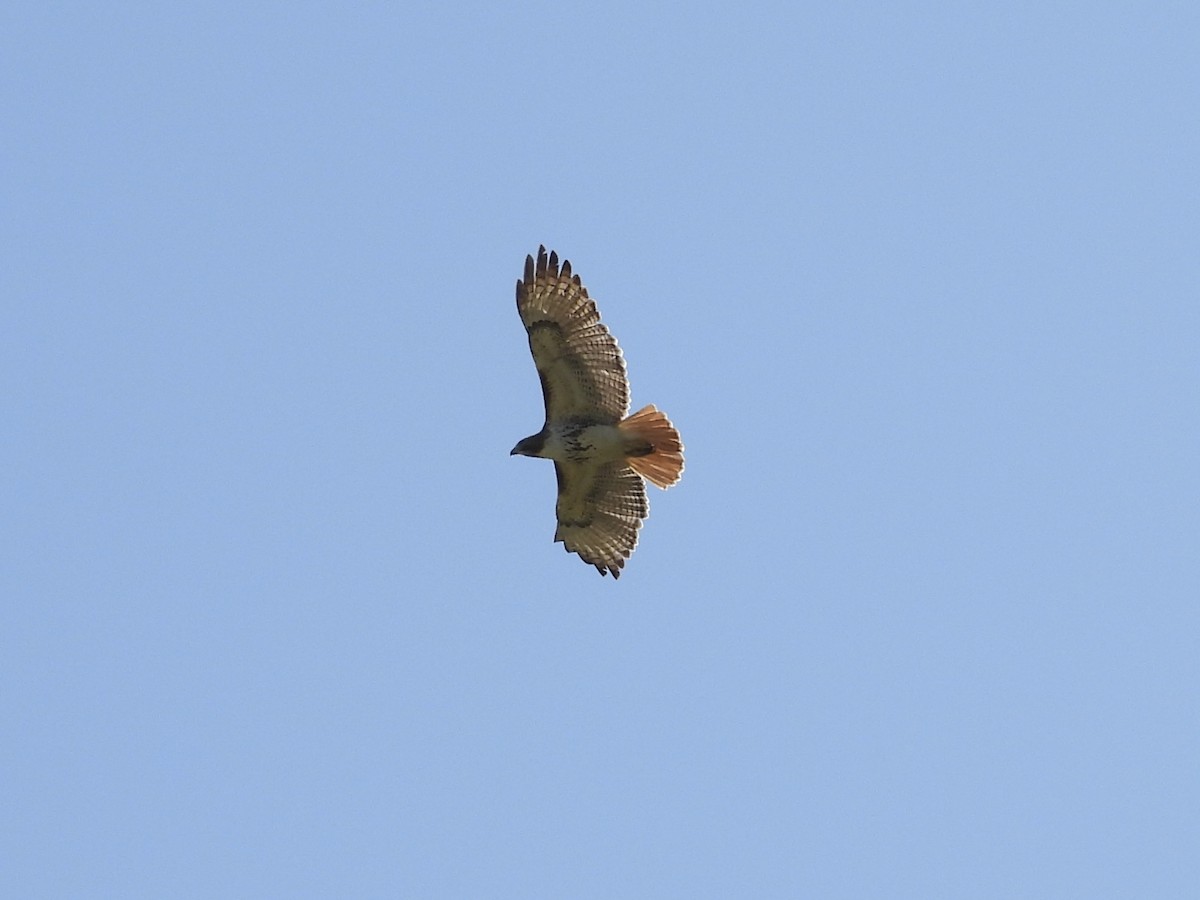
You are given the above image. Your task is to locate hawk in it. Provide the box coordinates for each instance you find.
[511,246,684,578]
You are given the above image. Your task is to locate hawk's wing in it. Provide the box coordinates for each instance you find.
[516,246,630,423]
[554,461,648,579]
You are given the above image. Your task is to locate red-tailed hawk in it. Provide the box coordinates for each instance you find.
[511,246,684,578]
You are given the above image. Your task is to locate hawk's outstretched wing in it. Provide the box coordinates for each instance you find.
[516,246,629,424]
[554,460,648,578]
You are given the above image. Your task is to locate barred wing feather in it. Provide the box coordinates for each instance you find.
[516,246,630,423]
[553,461,647,579]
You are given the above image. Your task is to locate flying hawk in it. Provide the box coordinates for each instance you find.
[511,246,684,578]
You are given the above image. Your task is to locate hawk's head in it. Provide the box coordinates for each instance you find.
[510,432,546,458]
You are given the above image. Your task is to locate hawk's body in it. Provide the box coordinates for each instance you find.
[511,246,684,578]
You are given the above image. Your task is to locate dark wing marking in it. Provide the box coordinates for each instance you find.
[553,460,648,578]
[516,246,630,423]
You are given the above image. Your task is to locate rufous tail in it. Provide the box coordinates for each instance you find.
[619,404,685,489]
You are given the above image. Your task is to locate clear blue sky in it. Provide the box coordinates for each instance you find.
[3,3,1197,897]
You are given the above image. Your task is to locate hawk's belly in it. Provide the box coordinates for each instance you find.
[543,423,625,465]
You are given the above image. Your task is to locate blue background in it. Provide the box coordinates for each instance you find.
[4,3,1197,896]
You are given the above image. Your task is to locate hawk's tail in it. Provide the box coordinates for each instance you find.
[619,404,685,489]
